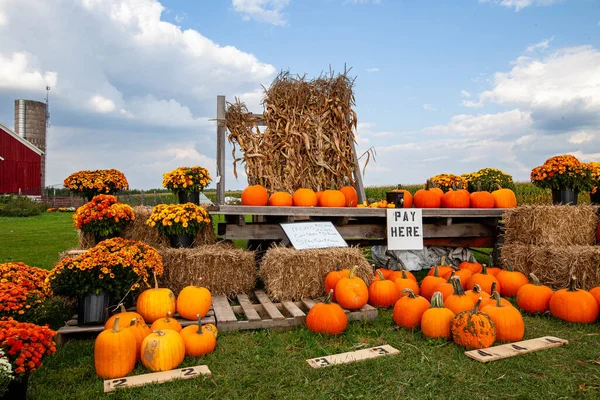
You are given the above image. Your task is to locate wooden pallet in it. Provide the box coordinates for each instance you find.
[56,309,216,344]
[212,290,378,332]
[56,290,378,343]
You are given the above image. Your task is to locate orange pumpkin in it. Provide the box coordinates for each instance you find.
[136,272,177,323]
[413,180,442,208]
[340,185,359,207]
[478,291,513,310]
[470,183,495,208]
[104,303,145,330]
[392,270,420,296]
[589,286,600,308]
[151,311,182,332]
[368,270,400,307]
[268,191,293,206]
[315,191,324,205]
[334,266,369,310]
[451,299,496,350]
[492,184,517,208]
[319,190,347,207]
[496,260,529,297]
[420,265,447,301]
[421,292,455,340]
[427,257,453,277]
[180,315,217,356]
[392,289,430,329]
[481,292,525,342]
[241,185,269,206]
[305,290,348,335]
[177,285,212,320]
[94,317,137,379]
[126,318,151,362]
[387,258,417,282]
[447,268,472,289]
[465,284,491,304]
[458,256,483,274]
[466,264,500,295]
[549,276,599,323]
[444,277,475,314]
[486,266,502,276]
[433,272,456,301]
[292,188,318,207]
[516,273,554,314]
[392,186,413,208]
[441,188,470,208]
[324,267,350,302]
[141,330,185,372]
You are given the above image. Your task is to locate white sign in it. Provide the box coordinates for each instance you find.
[280,222,348,250]
[386,208,423,250]
[306,345,400,368]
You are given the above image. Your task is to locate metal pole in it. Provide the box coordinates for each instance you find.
[216,95,226,206]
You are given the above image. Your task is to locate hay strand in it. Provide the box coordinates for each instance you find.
[503,205,599,246]
[259,246,371,301]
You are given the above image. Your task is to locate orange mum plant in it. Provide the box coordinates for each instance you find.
[72,195,134,237]
[63,169,129,199]
[0,318,57,377]
[530,155,593,192]
[587,162,600,194]
[146,203,211,237]
[429,174,468,192]
[162,166,212,193]
[47,238,163,301]
[0,262,50,295]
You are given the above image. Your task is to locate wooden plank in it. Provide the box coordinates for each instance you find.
[301,299,317,310]
[104,365,211,392]
[306,345,399,368]
[254,290,285,320]
[465,336,568,363]
[212,295,237,323]
[66,250,86,257]
[216,95,226,205]
[237,293,261,321]
[212,205,506,218]
[281,300,306,319]
[223,223,494,241]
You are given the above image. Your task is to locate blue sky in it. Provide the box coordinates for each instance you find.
[0,0,599,190]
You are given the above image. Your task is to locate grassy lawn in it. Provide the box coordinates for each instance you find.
[0,213,78,269]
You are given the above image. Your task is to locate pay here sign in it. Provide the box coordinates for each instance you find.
[386,209,423,250]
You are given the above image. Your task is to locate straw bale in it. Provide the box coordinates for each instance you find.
[503,205,599,246]
[502,243,600,290]
[158,244,256,296]
[259,246,372,301]
[77,205,217,249]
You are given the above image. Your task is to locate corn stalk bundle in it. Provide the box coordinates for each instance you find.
[226,69,359,192]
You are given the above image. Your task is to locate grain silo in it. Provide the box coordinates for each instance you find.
[14,99,47,189]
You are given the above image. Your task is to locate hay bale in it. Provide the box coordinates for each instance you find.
[259,247,372,301]
[158,244,256,296]
[502,243,600,290]
[78,205,216,249]
[503,205,599,246]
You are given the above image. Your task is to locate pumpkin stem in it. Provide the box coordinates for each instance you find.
[476,181,482,192]
[481,263,489,275]
[384,258,391,269]
[402,288,418,298]
[495,183,502,190]
[472,298,483,313]
[324,289,334,304]
[503,260,515,272]
[397,257,407,271]
[451,276,465,296]
[401,270,408,280]
[490,281,497,294]
[530,273,542,286]
[440,256,446,267]
[432,265,440,278]
[376,269,385,281]
[491,291,502,307]
[118,303,126,313]
[165,311,171,322]
[112,316,121,333]
[196,314,204,335]
[472,284,483,294]
[567,276,578,292]
[129,318,138,327]
[348,266,358,279]
[430,292,445,308]
[153,270,158,290]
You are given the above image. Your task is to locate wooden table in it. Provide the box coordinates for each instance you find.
[209,206,506,248]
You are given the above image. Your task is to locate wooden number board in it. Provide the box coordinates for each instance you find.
[306,345,399,368]
[465,336,568,363]
[103,365,211,392]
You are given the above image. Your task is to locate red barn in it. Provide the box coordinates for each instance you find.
[0,122,43,196]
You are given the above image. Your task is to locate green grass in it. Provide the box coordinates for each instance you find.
[27,312,600,399]
[0,213,78,269]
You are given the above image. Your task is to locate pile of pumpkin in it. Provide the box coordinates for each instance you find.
[94,277,216,379]
[241,184,359,207]
[309,258,600,349]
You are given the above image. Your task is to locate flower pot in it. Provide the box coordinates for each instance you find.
[591,191,600,205]
[551,189,578,205]
[169,234,195,248]
[177,191,200,205]
[2,374,29,400]
[77,293,111,325]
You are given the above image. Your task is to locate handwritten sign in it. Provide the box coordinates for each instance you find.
[386,208,423,250]
[103,365,211,392]
[306,345,399,368]
[280,222,348,250]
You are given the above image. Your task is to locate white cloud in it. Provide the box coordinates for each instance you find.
[366,67,380,72]
[89,95,116,113]
[460,90,472,98]
[346,0,382,4]
[422,104,436,111]
[461,100,484,108]
[422,109,532,138]
[232,0,290,26]
[0,10,6,27]
[526,37,554,52]
[174,13,186,23]
[0,52,57,91]
[479,0,563,12]
[568,131,593,144]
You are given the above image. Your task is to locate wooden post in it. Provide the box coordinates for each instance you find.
[216,95,226,206]
[351,141,366,204]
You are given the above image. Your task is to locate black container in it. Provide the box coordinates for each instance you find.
[386,191,405,208]
[77,293,110,325]
[2,374,29,400]
[169,234,195,248]
[551,189,578,205]
[177,191,200,205]
[590,191,600,205]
